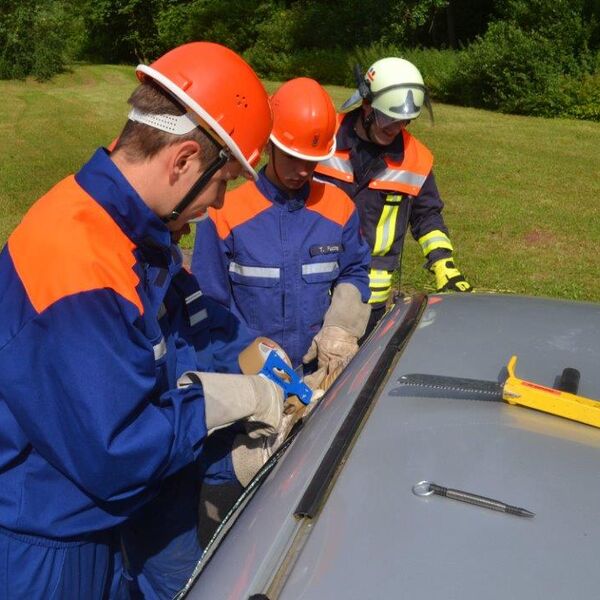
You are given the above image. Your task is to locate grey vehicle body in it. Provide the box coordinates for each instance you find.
[183,293,600,599]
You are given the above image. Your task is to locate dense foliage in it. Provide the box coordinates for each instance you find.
[1,0,599,120]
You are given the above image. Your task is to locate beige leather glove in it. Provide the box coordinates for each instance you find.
[303,326,358,375]
[303,283,371,376]
[302,367,327,392]
[231,386,327,487]
[230,433,278,487]
[177,372,283,438]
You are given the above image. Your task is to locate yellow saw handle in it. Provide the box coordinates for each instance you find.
[503,356,600,428]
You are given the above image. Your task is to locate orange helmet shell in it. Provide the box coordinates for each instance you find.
[270,78,337,161]
[136,42,272,179]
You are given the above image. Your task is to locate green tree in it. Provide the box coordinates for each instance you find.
[156,0,268,53]
[0,0,84,80]
[78,0,165,63]
[451,0,600,119]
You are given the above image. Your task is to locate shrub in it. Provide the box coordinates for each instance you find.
[397,48,461,101]
[245,45,349,86]
[562,73,600,121]
[449,21,570,116]
[0,0,83,81]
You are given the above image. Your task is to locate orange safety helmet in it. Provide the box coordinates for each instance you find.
[135,42,272,179]
[269,78,337,161]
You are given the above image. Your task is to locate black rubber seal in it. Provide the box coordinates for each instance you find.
[294,294,427,519]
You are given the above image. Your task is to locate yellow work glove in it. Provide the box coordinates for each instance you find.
[430,258,472,292]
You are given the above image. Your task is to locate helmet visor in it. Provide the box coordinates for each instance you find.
[372,84,426,119]
[373,108,411,130]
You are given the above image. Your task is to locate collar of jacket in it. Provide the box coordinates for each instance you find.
[337,108,405,161]
[256,166,311,212]
[75,148,173,257]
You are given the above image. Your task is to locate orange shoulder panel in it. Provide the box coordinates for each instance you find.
[305,180,355,227]
[8,176,143,315]
[209,180,271,240]
[391,130,434,175]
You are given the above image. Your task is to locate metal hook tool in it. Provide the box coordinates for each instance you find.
[412,481,535,518]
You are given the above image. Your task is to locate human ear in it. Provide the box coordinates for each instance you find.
[172,140,202,175]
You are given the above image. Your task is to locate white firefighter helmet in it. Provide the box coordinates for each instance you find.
[342,57,432,122]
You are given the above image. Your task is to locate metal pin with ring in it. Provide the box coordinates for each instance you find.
[412,480,535,518]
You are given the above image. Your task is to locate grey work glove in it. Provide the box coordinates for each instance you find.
[177,372,283,438]
[303,283,370,376]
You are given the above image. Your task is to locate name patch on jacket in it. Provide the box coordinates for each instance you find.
[309,244,344,257]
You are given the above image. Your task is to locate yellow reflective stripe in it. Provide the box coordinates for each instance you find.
[368,269,393,286]
[369,289,390,304]
[373,195,402,257]
[418,229,453,256]
[368,269,393,304]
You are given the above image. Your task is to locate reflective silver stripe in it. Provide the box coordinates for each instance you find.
[229,262,280,278]
[369,277,392,286]
[368,269,393,304]
[153,337,167,361]
[185,290,203,304]
[369,289,391,302]
[368,270,393,286]
[419,234,453,255]
[376,169,426,188]
[189,308,208,327]
[319,155,353,174]
[301,261,339,275]
[157,303,167,319]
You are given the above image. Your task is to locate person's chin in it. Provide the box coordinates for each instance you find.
[374,132,396,146]
[285,179,306,190]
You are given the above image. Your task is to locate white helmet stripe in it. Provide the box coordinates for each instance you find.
[270,133,336,161]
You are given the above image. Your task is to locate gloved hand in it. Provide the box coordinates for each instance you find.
[303,283,370,377]
[430,258,472,292]
[302,367,327,392]
[177,371,283,438]
[231,432,279,487]
[303,326,358,375]
[232,387,327,487]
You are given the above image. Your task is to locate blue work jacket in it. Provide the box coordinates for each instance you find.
[192,169,371,367]
[0,149,251,539]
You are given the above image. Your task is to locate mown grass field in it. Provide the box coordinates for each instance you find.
[1,65,599,301]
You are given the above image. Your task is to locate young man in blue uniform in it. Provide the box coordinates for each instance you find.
[315,57,472,335]
[0,42,281,599]
[192,78,371,386]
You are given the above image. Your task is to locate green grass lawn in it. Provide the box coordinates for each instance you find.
[1,65,599,301]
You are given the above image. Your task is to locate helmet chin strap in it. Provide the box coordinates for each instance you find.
[270,147,286,190]
[266,144,292,195]
[361,108,378,144]
[162,148,229,223]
